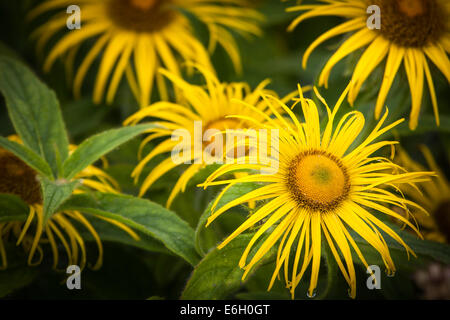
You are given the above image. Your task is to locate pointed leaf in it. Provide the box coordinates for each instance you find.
[62,124,155,179]
[0,243,40,298]
[41,177,79,224]
[182,232,275,300]
[0,194,29,223]
[75,215,170,255]
[195,182,260,256]
[351,221,450,266]
[0,56,69,176]
[0,266,39,298]
[60,193,201,266]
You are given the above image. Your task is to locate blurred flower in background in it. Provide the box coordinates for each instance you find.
[395,146,450,243]
[124,65,297,208]
[28,0,263,107]
[0,137,139,271]
[287,0,450,130]
[414,262,450,299]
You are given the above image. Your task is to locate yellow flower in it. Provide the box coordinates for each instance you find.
[29,0,262,107]
[395,146,450,243]
[0,137,139,271]
[124,66,297,208]
[200,84,433,298]
[287,0,450,130]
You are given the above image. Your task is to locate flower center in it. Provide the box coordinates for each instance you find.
[397,0,426,17]
[108,0,176,32]
[434,200,450,242]
[204,118,247,159]
[203,117,257,159]
[0,149,41,205]
[372,0,447,47]
[205,118,241,132]
[130,0,158,10]
[287,150,350,212]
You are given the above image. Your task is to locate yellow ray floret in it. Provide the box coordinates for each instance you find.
[200,83,433,299]
[29,0,263,107]
[124,65,299,208]
[394,146,450,243]
[288,0,450,130]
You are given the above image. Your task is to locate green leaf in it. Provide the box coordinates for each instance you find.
[182,232,275,300]
[60,192,201,266]
[0,243,40,298]
[351,221,450,267]
[76,215,170,255]
[195,182,260,256]
[0,194,29,223]
[0,56,69,176]
[389,229,450,265]
[376,267,416,299]
[62,124,155,179]
[0,266,39,298]
[259,0,298,26]
[393,114,450,136]
[318,241,342,300]
[0,41,22,61]
[40,177,80,224]
[0,137,53,178]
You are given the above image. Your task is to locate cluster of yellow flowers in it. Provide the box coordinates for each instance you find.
[1,0,448,298]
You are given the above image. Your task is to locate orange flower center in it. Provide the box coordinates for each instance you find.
[129,0,158,10]
[287,150,350,212]
[108,0,175,32]
[397,0,426,17]
[373,0,446,47]
[205,118,241,132]
[203,118,251,159]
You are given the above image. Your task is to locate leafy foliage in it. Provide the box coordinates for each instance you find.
[61,193,201,266]
[0,0,449,301]
[182,232,276,300]
[0,56,69,178]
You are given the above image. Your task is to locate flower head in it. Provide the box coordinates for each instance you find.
[395,146,450,243]
[29,0,263,107]
[124,66,296,208]
[287,0,450,130]
[0,137,139,270]
[200,84,433,298]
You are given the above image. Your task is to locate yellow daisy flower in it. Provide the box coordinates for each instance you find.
[0,137,139,271]
[395,146,450,243]
[124,66,297,208]
[200,84,433,298]
[287,0,450,130]
[28,0,263,107]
